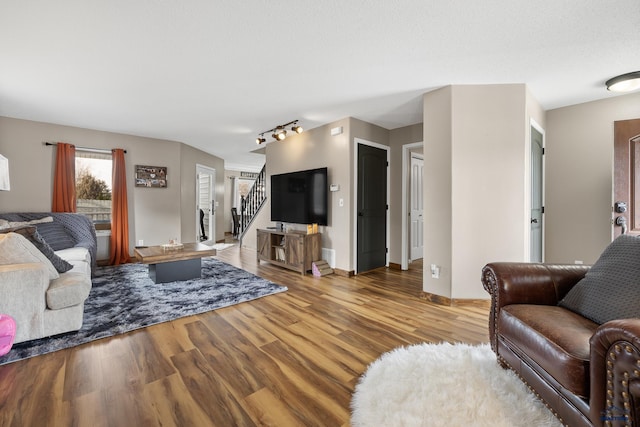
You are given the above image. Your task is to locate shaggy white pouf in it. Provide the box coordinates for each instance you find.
[351,342,562,427]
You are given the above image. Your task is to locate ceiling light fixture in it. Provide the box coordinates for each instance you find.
[606,71,640,93]
[256,120,302,144]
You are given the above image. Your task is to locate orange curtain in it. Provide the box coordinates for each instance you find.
[109,149,131,265]
[52,143,76,212]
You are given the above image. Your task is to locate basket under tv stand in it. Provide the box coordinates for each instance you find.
[257,229,322,275]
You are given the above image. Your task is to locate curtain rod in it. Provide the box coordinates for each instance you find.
[44,142,127,154]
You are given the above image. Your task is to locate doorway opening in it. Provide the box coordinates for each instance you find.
[196,164,216,244]
[530,120,545,262]
[401,142,424,270]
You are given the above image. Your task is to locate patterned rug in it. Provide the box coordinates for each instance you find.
[0,257,287,365]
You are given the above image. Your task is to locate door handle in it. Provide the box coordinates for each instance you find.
[531,218,538,224]
[616,216,628,234]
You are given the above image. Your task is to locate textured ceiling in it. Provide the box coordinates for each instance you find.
[1,1,639,170]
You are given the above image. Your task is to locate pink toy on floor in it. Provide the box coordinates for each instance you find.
[0,314,16,356]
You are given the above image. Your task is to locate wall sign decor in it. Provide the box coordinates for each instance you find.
[240,171,259,179]
[135,165,167,188]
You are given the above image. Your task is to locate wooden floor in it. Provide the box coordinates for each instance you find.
[0,243,489,427]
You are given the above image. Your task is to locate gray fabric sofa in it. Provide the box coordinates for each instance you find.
[0,212,98,274]
[0,213,97,343]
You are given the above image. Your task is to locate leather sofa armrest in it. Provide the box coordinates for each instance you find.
[481,262,590,351]
[590,319,640,426]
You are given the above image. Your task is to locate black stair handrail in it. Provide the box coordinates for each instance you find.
[239,165,266,242]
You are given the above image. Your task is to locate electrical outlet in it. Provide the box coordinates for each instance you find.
[138,239,144,246]
[430,264,440,279]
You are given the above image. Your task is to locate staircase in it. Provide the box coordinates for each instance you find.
[239,164,266,243]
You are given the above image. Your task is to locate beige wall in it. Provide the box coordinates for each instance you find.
[423,84,542,300]
[423,87,454,298]
[545,92,640,264]
[242,117,393,273]
[242,118,352,270]
[0,116,224,253]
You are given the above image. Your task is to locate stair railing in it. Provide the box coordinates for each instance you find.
[239,165,266,243]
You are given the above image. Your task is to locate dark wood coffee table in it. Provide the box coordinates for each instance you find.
[134,242,216,284]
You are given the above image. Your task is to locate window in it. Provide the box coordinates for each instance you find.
[75,150,112,228]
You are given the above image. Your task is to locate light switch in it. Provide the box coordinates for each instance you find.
[339,198,344,207]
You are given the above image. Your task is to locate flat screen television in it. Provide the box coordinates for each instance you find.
[271,167,328,226]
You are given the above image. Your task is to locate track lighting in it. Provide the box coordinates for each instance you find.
[606,71,640,93]
[256,120,302,144]
[275,129,287,140]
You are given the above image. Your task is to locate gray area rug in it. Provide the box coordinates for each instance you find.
[0,257,287,365]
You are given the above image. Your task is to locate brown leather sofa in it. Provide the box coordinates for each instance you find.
[482,262,640,427]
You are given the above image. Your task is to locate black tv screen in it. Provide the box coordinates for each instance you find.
[271,167,328,226]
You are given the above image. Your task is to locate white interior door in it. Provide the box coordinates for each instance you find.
[196,165,216,244]
[410,154,424,260]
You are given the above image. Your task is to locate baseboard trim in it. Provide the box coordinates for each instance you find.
[334,268,354,277]
[420,292,490,308]
[388,262,402,270]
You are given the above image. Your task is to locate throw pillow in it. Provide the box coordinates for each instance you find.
[0,232,59,280]
[559,234,640,324]
[0,226,73,273]
[0,225,37,239]
[35,221,76,251]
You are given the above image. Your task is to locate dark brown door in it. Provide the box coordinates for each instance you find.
[357,143,388,273]
[614,118,640,237]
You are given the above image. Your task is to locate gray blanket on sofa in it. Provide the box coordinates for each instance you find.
[0,212,98,273]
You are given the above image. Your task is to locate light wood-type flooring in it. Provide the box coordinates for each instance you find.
[0,242,489,427]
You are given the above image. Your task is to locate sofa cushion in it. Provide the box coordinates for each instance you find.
[35,221,76,251]
[47,272,91,310]
[559,234,640,324]
[0,226,73,273]
[55,247,91,264]
[0,233,59,280]
[65,259,91,276]
[499,304,598,398]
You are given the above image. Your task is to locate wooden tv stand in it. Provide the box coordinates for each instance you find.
[257,229,322,275]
